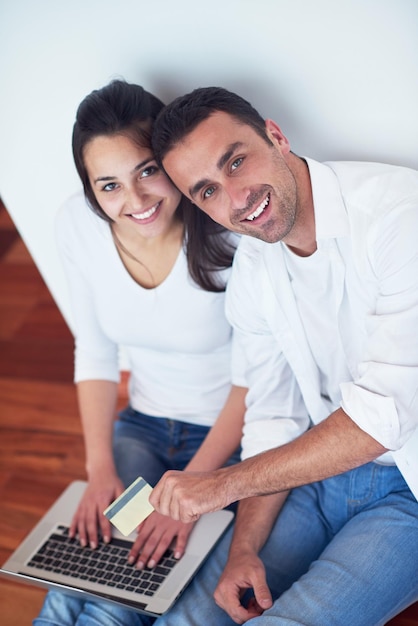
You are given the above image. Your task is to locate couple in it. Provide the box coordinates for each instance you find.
[35,81,418,625]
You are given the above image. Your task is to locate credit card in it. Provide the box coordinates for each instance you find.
[103,476,154,536]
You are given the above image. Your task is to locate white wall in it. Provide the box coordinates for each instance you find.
[1,0,417,331]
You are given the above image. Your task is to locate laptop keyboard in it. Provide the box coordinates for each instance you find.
[26,525,179,597]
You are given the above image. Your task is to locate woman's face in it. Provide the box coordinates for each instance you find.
[84,133,182,239]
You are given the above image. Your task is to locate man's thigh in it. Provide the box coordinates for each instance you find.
[157,465,418,626]
[259,481,333,599]
[154,481,338,626]
[154,484,331,626]
[250,471,418,625]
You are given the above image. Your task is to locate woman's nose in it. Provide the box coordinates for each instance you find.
[126,186,147,212]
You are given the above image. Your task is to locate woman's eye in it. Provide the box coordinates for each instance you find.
[141,165,158,178]
[203,186,215,200]
[102,182,117,192]
[231,157,243,171]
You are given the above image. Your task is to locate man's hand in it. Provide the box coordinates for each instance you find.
[69,473,125,548]
[214,549,273,624]
[128,511,195,568]
[149,469,233,523]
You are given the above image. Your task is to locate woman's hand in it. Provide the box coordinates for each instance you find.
[69,472,125,548]
[128,510,195,569]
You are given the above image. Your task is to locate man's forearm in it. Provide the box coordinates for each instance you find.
[222,408,388,503]
[229,492,289,558]
[149,408,388,523]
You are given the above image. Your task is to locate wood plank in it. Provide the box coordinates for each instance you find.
[0,428,84,475]
[0,580,46,626]
[0,378,79,433]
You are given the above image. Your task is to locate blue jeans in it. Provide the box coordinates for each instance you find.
[155,463,418,626]
[113,407,219,488]
[34,408,240,626]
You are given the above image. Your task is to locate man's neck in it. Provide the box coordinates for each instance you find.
[283,155,316,257]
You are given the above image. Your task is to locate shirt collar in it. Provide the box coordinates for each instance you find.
[304,158,350,241]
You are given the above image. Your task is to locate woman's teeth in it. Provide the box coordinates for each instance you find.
[131,203,158,220]
[246,195,269,221]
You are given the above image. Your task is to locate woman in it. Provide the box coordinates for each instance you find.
[34,79,246,625]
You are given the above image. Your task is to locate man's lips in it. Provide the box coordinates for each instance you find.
[243,193,270,221]
[130,201,160,221]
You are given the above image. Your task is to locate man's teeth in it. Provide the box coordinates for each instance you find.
[246,195,269,221]
[131,204,158,220]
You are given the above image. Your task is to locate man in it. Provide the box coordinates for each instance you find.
[149,87,418,625]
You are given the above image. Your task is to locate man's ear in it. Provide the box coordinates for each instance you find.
[265,119,291,154]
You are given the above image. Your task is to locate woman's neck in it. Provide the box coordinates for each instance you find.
[111,218,184,289]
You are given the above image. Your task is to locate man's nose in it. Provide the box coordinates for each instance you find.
[225,180,251,211]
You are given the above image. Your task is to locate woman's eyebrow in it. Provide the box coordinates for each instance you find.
[94,158,154,184]
[131,157,155,174]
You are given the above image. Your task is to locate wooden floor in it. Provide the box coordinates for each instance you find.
[0,199,417,625]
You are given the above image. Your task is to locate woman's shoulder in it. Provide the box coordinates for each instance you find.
[55,190,108,244]
[56,190,94,225]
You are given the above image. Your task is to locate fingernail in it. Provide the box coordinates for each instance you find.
[90,541,96,550]
[174,551,181,559]
[136,561,144,570]
[128,556,134,564]
[104,535,110,544]
[148,559,155,568]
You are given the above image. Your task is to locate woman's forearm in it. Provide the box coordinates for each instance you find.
[76,379,120,478]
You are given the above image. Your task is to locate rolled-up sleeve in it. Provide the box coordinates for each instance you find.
[341,201,418,450]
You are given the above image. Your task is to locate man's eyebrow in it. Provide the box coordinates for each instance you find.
[217,142,243,170]
[189,178,211,199]
[93,158,154,184]
[189,142,244,199]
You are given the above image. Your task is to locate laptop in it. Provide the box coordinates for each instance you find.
[0,480,233,617]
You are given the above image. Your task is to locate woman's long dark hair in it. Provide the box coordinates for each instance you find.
[72,79,235,292]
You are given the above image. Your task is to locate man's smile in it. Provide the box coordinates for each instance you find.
[244,193,270,221]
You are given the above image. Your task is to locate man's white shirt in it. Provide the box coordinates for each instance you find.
[226,159,418,499]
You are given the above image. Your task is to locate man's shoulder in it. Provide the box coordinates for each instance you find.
[326,160,418,202]
[318,160,418,229]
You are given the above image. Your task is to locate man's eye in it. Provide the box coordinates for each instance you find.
[203,186,215,199]
[231,157,243,171]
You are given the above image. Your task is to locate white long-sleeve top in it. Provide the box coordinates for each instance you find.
[56,191,244,426]
[226,159,418,499]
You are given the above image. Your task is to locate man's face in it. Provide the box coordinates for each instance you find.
[162,111,298,243]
